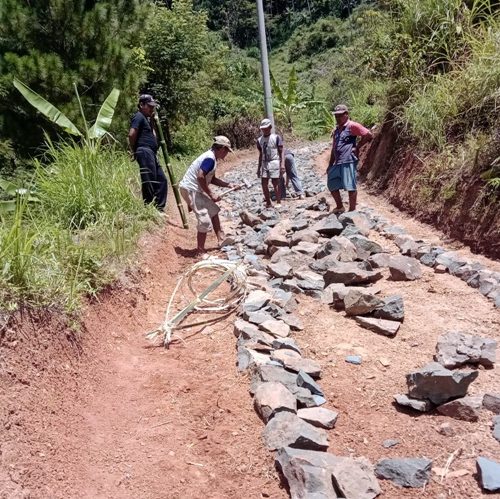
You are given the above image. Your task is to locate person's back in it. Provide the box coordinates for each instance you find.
[180,150,217,193]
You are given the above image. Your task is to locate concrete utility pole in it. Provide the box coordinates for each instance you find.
[256,0,274,127]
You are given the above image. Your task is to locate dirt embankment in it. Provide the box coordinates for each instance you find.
[359,120,500,259]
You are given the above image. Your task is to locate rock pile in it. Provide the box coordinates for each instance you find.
[218,144,499,496]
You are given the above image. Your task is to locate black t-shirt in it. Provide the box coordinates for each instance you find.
[130,111,158,152]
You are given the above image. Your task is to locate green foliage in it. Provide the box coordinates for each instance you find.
[0,0,148,161]
[14,77,121,145]
[271,67,310,131]
[0,141,155,311]
[288,17,341,62]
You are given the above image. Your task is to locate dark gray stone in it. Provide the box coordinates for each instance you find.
[493,415,500,443]
[338,211,372,235]
[267,260,293,279]
[294,269,325,292]
[344,289,383,316]
[435,251,468,273]
[354,316,400,337]
[315,236,357,261]
[243,311,274,325]
[373,295,405,322]
[276,447,381,499]
[253,381,297,422]
[242,290,272,312]
[290,229,320,246]
[436,396,483,422]
[435,330,497,368]
[297,408,338,429]
[375,458,432,488]
[388,255,422,281]
[263,411,329,451]
[250,364,298,395]
[274,352,322,379]
[367,253,393,269]
[291,219,309,231]
[406,362,479,405]
[394,394,432,412]
[272,337,302,355]
[476,457,500,492]
[347,235,385,256]
[321,283,349,308]
[483,393,500,414]
[311,214,344,236]
[382,439,400,449]
[297,370,324,397]
[239,210,261,227]
[324,262,383,286]
[237,346,271,371]
[280,313,304,331]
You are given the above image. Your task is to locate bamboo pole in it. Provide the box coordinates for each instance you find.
[154,114,189,229]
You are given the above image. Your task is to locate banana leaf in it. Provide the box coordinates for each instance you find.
[13,77,82,136]
[88,88,120,139]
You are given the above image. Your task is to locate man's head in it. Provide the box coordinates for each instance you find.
[333,104,349,126]
[259,118,272,136]
[138,94,158,117]
[212,135,233,159]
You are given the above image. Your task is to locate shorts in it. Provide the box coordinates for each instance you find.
[261,159,280,179]
[180,188,220,233]
[327,161,358,192]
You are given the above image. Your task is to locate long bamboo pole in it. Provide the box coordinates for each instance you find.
[154,114,189,229]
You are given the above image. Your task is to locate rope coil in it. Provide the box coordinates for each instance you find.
[146,257,248,348]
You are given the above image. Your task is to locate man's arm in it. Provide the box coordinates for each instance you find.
[351,122,373,157]
[211,176,230,188]
[256,141,262,177]
[128,128,138,157]
[197,170,220,202]
[327,142,336,172]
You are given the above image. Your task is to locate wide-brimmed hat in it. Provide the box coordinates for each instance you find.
[259,118,272,129]
[333,104,349,115]
[213,135,233,152]
[139,94,159,107]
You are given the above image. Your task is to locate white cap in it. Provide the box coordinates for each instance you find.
[259,118,272,129]
[213,135,233,152]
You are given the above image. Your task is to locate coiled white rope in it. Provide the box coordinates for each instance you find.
[146,257,248,348]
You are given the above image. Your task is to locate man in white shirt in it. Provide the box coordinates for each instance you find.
[256,118,285,208]
[180,136,240,254]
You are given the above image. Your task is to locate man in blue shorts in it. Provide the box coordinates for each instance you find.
[326,104,373,213]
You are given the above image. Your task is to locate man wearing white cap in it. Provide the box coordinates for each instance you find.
[179,136,240,254]
[256,118,284,208]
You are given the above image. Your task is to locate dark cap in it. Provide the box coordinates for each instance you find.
[139,94,159,107]
[333,104,349,115]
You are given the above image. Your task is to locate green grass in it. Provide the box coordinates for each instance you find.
[0,142,157,312]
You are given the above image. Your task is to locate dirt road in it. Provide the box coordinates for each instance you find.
[1,145,499,498]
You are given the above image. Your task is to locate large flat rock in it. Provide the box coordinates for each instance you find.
[355,316,400,337]
[276,447,381,499]
[254,381,297,422]
[324,262,383,286]
[435,330,497,368]
[263,412,329,451]
[375,458,432,488]
[406,362,478,405]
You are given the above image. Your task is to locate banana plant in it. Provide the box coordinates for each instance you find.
[13,77,120,144]
[270,67,308,131]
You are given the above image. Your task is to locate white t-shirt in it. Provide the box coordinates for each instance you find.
[257,133,282,167]
[179,150,217,193]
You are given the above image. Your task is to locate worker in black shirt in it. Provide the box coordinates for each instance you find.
[128,94,168,211]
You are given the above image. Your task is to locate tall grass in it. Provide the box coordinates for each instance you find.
[0,142,156,312]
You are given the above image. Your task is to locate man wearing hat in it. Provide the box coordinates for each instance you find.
[326,104,373,213]
[128,94,168,211]
[179,136,240,255]
[256,118,285,208]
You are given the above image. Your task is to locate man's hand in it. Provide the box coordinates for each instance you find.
[211,194,221,203]
[279,164,285,175]
[230,183,243,191]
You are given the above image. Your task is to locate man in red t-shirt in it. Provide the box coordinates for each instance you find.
[326,104,373,212]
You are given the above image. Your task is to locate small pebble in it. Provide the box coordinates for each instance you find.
[345,355,362,365]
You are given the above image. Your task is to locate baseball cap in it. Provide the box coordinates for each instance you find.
[333,104,349,115]
[213,135,233,152]
[139,94,159,107]
[259,118,272,129]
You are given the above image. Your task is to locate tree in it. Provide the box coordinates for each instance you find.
[0,0,148,161]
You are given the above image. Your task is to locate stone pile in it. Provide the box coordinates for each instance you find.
[218,144,500,495]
